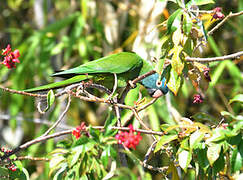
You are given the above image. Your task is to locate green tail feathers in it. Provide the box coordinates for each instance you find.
[24,75,92,92]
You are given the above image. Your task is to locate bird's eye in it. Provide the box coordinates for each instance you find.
[156,79,162,87]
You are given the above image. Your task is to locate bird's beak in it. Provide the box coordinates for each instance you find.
[147,89,164,98]
[152,89,164,98]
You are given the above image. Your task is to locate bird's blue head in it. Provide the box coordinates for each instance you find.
[140,73,169,98]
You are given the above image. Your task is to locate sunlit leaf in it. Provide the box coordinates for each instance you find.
[154,134,178,153]
[171,45,184,75]
[221,111,243,121]
[187,0,214,7]
[190,130,205,150]
[167,9,183,33]
[231,147,243,173]
[183,13,192,35]
[167,68,182,95]
[207,143,221,165]
[178,150,192,172]
[229,94,243,104]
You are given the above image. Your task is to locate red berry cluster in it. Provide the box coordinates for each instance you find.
[1,44,20,69]
[221,123,228,129]
[0,147,17,172]
[8,164,17,172]
[115,124,142,149]
[72,122,86,139]
[193,94,203,104]
[212,7,225,20]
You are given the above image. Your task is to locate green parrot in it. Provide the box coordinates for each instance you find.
[25,52,168,98]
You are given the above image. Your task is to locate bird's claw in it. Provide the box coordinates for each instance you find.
[128,80,137,89]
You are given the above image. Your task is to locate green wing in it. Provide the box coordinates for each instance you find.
[24,75,92,92]
[24,52,144,92]
[52,52,143,77]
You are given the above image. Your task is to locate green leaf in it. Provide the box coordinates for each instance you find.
[166,163,180,180]
[178,150,192,172]
[104,110,117,137]
[47,90,55,108]
[40,12,80,34]
[70,146,83,167]
[181,138,190,150]
[229,94,243,104]
[231,147,243,173]
[221,111,243,121]
[213,151,225,173]
[186,0,214,7]
[167,9,183,33]
[154,134,178,152]
[101,146,109,168]
[192,112,217,123]
[89,127,100,141]
[183,13,192,35]
[171,45,184,75]
[167,68,182,95]
[195,145,209,171]
[190,130,205,150]
[0,167,9,176]
[41,90,55,112]
[207,143,221,165]
[73,136,89,147]
[53,164,67,180]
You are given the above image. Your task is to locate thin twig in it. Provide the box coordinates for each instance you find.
[0,130,72,161]
[143,140,157,165]
[208,11,243,36]
[122,98,158,126]
[124,146,168,173]
[0,125,165,161]
[186,51,243,62]
[14,156,49,161]
[110,73,118,97]
[41,94,71,137]
[119,70,156,103]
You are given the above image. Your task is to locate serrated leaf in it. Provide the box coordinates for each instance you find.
[171,45,184,75]
[183,13,192,35]
[167,68,182,95]
[229,94,243,104]
[154,134,178,152]
[167,9,183,33]
[178,150,192,172]
[207,143,221,165]
[190,130,205,150]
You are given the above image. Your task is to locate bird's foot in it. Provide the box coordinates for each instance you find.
[128,80,137,89]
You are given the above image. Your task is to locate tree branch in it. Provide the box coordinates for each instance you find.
[186,51,243,62]
[208,10,243,36]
